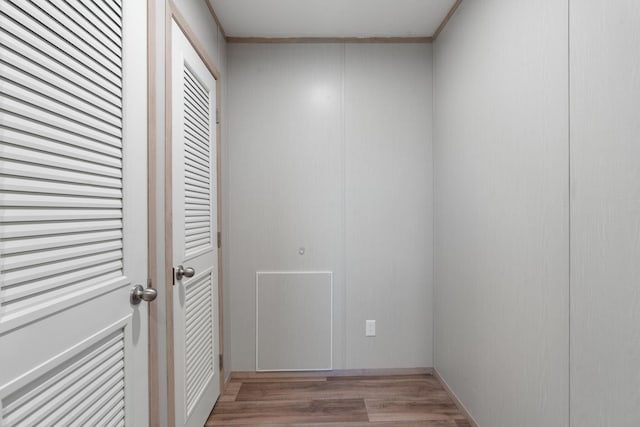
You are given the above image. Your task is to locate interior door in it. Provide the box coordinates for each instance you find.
[170,19,220,427]
[0,1,149,426]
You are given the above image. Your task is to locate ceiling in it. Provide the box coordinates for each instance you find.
[208,0,458,39]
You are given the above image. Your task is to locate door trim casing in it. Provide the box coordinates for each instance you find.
[147,0,159,426]
[164,1,223,425]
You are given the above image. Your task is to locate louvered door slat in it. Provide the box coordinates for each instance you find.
[86,391,125,427]
[26,359,123,426]
[0,208,121,223]
[186,226,211,237]
[62,383,123,427]
[184,71,208,105]
[185,310,210,347]
[184,117,209,143]
[31,0,121,68]
[185,166,211,183]
[186,236,211,249]
[185,185,210,197]
[1,160,121,189]
[2,249,123,287]
[1,128,122,171]
[183,85,209,118]
[0,26,122,111]
[3,333,121,413]
[187,350,212,400]
[62,0,122,48]
[185,197,210,207]
[0,194,122,210]
[2,329,125,426]
[1,4,122,93]
[1,239,122,270]
[7,0,122,79]
[52,374,124,426]
[184,135,210,159]
[184,274,214,412]
[1,95,122,146]
[186,328,212,372]
[44,0,122,57]
[184,148,211,171]
[0,80,121,137]
[183,102,209,132]
[0,230,122,255]
[186,221,211,231]
[77,0,122,35]
[182,66,212,257]
[0,0,124,322]
[185,289,210,326]
[1,63,122,128]
[0,176,121,199]
[1,220,122,240]
[87,0,122,26]
[185,192,210,202]
[184,128,211,154]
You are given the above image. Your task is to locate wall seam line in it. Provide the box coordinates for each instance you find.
[341,42,348,369]
[567,0,572,425]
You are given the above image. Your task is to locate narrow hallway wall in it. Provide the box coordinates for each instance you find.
[569,1,640,425]
[433,1,570,425]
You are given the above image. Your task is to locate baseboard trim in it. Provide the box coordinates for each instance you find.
[230,367,434,380]
[433,368,480,427]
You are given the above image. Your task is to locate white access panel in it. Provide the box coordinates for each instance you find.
[256,271,332,371]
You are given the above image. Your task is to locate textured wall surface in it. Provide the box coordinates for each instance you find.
[227,43,433,371]
[433,1,570,426]
[344,44,433,368]
[569,1,640,426]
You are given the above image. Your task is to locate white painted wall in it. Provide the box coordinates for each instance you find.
[151,1,228,425]
[569,1,640,426]
[344,44,433,368]
[432,1,570,426]
[226,43,433,371]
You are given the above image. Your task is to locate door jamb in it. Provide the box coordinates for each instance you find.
[147,0,160,426]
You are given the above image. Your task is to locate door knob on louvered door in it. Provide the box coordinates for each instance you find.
[175,265,195,280]
[130,284,158,305]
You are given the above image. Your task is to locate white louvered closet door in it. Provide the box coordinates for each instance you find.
[170,20,220,427]
[0,1,148,426]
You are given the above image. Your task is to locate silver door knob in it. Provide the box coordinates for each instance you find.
[130,284,158,305]
[175,265,195,280]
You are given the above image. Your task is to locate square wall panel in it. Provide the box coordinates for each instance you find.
[256,271,332,371]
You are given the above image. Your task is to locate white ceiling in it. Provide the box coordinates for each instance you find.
[209,0,457,38]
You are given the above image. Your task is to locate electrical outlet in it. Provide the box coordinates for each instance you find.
[365,320,376,337]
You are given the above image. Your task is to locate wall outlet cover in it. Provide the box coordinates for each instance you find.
[366,320,376,337]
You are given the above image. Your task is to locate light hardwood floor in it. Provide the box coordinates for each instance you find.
[206,373,472,426]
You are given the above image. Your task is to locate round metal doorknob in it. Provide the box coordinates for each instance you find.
[130,284,158,305]
[175,265,195,280]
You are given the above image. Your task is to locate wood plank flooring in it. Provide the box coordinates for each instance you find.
[206,373,472,426]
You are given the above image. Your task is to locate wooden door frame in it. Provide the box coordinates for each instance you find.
[161,1,224,425]
[147,0,159,425]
